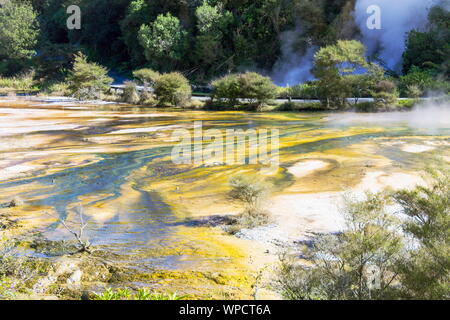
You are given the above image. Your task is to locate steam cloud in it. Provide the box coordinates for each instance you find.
[271,26,316,86]
[327,98,450,134]
[272,0,448,86]
[354,0,442,72]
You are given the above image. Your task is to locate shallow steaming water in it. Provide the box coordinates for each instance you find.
[0,101,448,291]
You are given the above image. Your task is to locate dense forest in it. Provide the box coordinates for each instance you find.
[0,0,449,108]
[0,0,448,80]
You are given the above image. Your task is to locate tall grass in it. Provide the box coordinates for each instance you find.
[92,288,188,300]
[0,72,36,93]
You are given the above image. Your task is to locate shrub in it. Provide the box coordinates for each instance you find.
[372,80,399,110]
[67,53,113,100]
[211,72,278,107]
[276,192,404,300]
[238,72,278,106]
[211,74,241,105]
[188,99,206,109]
[92,288,187,300]
[227,175,271,232]
[0,71,35,93]
[141,96,158,107]
[275,102,296,111]
[354,101,376,112]
[279,83,319,99]
[428,80,450,95]
[396,98,417,110]
[41,81,71,97]
[405,84,423,98]
[132,68,160,87]
[229,176,268,213]
[276,163,450,300]
[153,72,191,107]
[122,81,140,104]
[399,67,450,96]
[393,164,450,299]
[399,67,433,96]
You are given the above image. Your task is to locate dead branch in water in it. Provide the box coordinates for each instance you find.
[46,204,92,254]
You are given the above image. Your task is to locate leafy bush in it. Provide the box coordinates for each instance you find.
[238,72,279,106]
[0,71,35,93]
[211,74,241,105]
[122,81,140,104]
[354,101,376,112]
[277,163,450,300]
[399,66,450,97]
[211,72,278,107]
[355,99,416,112]
[428,80,450,95]
[132,68,160,87]
[153,72,191,107]
[372,80,399,110]
[227,175,271,232]
[278,83,319,99]
[405,84,423,98]
[393,164,450,299]
[67,53,113,100]
[276,192,404,300]
[399,67,433,97]
[41,81,71,97]
[396,99,417,110]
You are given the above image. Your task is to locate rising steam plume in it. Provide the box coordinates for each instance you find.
[272,0,448,86]
[354,0,443,72]
[271,26,316,86]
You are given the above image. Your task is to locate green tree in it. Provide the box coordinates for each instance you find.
[0,0,39,75]
[194,1,233,69]
[211,72,278,108]
[403,6,450,78]
[277,193,404,300]
[119,0,152,66]
[195,1,232,36]
[0,0,39,59]
[138,13,188,70]
[393,164,450,299]
[312,40,368,109]
[67,53,113,100]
